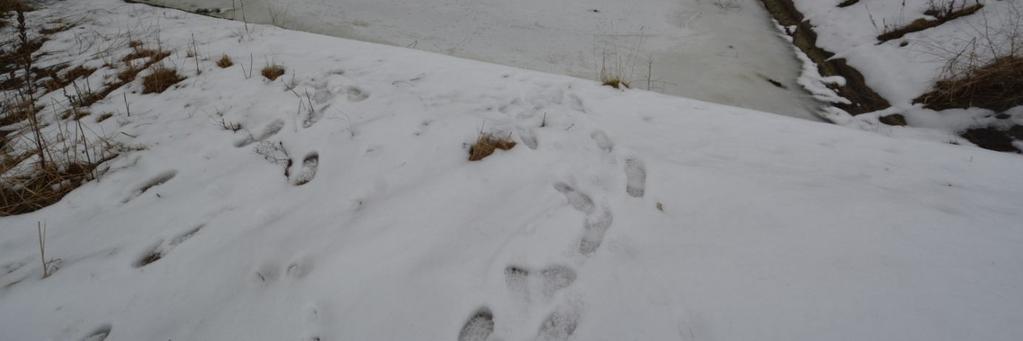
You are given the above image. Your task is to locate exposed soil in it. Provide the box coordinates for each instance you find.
[757,0,890,115]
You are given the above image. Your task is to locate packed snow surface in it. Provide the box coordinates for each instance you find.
[1,1,1023,340]
[139,0,824,120]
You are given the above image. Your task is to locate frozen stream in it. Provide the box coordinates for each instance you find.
[139,0,823,120]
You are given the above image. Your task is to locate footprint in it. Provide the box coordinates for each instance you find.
[235,119,285,147]
[590,131,614,153]
[458,307,495,341]
[134,224,204,268]
[291,152,319,186]
[517,127,539,150]
[540,265,576,298]
[346,86,369,102]
[624,157,646,198]
[505,266,530,300]
[303,106,326,129]
[553,183,595,214]
[286,259,312,279]
[81,324,112,341]
[567,93,586,113]
[536,305,579,341]
[123,170,177,203]
[579,207,613,256]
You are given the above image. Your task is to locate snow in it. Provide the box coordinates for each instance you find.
[137,0,826,121]
[2,1,1023,341]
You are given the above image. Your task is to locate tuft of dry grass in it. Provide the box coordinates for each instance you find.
[142,66,184,94]
[216,54,233,68]
[122,48,170,62]
[468,133,517,161]
[44,65,95,91]
[915,56,1023,112]
[877,3,983,42]
[601,78,630,89]
[1,162,97,216]
[261,63,285,81]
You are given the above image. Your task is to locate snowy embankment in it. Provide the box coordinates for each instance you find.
[1,1,1023,340]
[785,0,1023,151]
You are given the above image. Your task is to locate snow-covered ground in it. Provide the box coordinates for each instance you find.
[2,1,1023,340]
[136,0,825,120]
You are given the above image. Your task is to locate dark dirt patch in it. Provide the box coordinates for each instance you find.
[757,0,891,115]
[960,126,1021,153]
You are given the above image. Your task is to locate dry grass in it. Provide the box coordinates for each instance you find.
[142,66,184,94]
[915,56,1023,112]
[601,78,630,89]
[122,48,170,62]
[877,3,983,42]
[43,65,95,91]
[468,133,517,161]
[0,162,97,216]
[261,63,285,81]
[216,54,233,68]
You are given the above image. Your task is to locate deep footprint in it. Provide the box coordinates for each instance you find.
[235,119,285,147]
[553,183,595,214]
[82,324,112,341]
[292,152,319,186]
[134,224,204,268]
[579,207,613,256]
[123,170,177,203]
[624,157,646,198]
[458,307,495,341]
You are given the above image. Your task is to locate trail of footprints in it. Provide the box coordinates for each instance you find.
[459,129,647,340]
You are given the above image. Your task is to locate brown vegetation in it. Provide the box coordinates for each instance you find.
[877,3,983,42]
[142,66,184,94]
[216,54,234,68]
[468,133,517,161]
[915,56,1023,112]
[261,64,285,81]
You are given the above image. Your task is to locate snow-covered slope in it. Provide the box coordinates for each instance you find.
[137,0,825,120]
[2,1,1023,340]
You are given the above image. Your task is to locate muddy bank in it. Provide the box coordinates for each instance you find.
[757,0,889,115]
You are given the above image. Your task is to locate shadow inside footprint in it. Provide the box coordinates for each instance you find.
[458,307,495,341]
[346,87,369,102]
[82,324,112,341]
[291,152,319,186]
[123,170,177,203]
